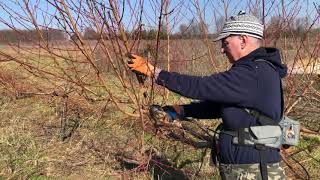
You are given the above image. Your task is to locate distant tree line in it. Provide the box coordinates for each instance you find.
[129,21,210,39]
[0,28,67,43]
[265,16,319,38]
[0,16,318,43]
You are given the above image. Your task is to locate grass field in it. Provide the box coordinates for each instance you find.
[0,87,319,179]
[0,40,319,179]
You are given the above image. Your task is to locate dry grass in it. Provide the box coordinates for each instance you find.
[0,40,319,179]
[0,91,219,179]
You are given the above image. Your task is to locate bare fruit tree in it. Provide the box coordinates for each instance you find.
[0,0,319,178]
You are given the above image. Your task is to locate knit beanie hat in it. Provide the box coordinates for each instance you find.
[214,11,264,41]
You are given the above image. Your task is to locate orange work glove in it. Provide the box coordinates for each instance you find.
[127,54,155,77]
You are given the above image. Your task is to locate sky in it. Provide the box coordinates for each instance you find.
[0,0,319,33]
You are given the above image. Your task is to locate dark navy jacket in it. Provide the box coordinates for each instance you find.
[156,47,287,164]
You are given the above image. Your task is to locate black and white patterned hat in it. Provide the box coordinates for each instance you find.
[214,11,263,41]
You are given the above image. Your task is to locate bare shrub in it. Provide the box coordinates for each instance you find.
[0,0,319,178]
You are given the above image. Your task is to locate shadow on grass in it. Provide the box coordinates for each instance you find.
[117,152,190,180]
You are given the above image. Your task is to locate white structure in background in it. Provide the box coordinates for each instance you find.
[289,59,320,74]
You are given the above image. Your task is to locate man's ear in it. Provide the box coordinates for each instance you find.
[240,35,248,49]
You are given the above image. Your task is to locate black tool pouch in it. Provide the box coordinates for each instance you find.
[211,124,223,166]
[211,138,219,165]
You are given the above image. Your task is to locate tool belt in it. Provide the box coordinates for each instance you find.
[215,108,300,180]
[222,108,300,149]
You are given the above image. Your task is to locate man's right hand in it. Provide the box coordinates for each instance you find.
[162,105,182,121]
[149,105,182,123]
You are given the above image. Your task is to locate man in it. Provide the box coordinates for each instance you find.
[128,11,287,180]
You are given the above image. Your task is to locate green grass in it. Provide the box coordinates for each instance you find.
[280,136,320,179]
[0,98,45,178]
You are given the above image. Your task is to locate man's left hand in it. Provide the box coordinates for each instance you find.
[127,54,155,77]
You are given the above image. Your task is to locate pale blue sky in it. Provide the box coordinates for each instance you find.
[0,0,318,33]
